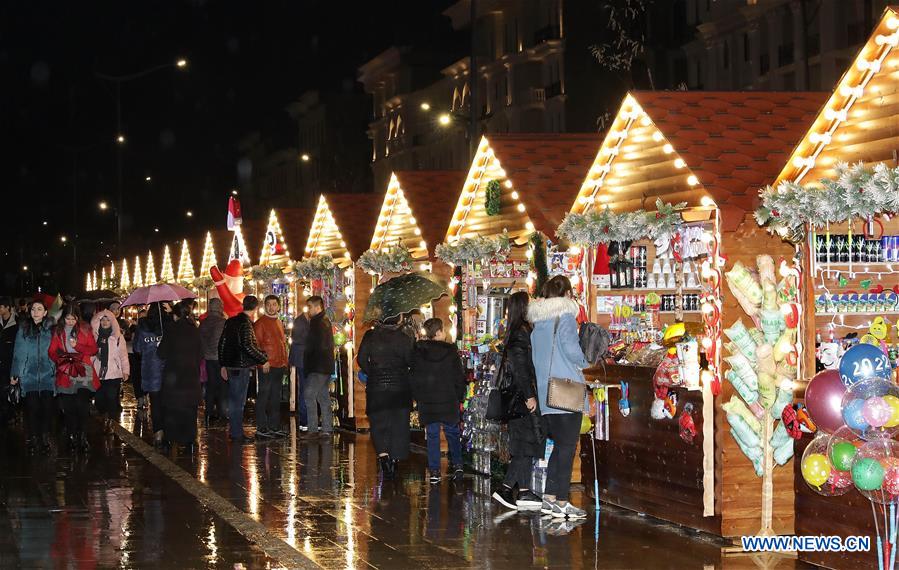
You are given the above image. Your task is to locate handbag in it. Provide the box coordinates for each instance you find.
[546,317,587,413]
[485,347,526,421]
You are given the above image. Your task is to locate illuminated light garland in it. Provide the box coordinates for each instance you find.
[229,225,250,266]
[177,239,195,283]
[259,209,290,266]
[159,245,175,283]
[145,251,157,284]
[199,232,217,277]
[120,259,131,290]
[133,256,143,288]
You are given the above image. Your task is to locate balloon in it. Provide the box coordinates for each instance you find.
[841,378,899,441]
[830,441,858,472]
[580,414,593,435]
[862,396,892,428]
[842,398,870,432]
[829,469,853,490]
[802,453,831,488]
[839,343,891,387]
[884,467,899,496]
[333,332,347,346]
[804,369,847,433]
[883,394,899,428]
[852,457,885,491]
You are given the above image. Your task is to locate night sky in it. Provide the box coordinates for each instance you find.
[1,0,456,292]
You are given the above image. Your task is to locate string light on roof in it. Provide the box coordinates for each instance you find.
[662,143,674,154]
[133,255,143,288]
[792,156,816,169]
[199,232,217,276]
[652,131,664,142]
[159,245,175,282]
[504,180,513,188]
[824,107,848,122]
[120,259,130,290]
[687,175,699,186]
[839,84,865,98]
[856,58,882,72]
[177,239,195,282]
[808,132,832,144]
[674,158,686,169]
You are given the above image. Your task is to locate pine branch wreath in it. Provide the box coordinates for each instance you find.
[485,180,502,216]
[358,244,413,275]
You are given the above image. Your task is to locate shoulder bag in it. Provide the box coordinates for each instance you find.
[546,317,587,413]
[485,346,526,421]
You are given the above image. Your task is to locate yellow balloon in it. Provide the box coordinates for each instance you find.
[580,415,593,435]
[802,453,831,488]
[883,395,899,428]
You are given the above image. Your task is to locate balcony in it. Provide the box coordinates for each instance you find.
[516,88,545,106]
[544,81,563,99]
[534,26,561,45]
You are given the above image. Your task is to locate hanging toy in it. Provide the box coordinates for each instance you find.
[664,389,678,419]
[781,404,803,439]
[618,381,630,417]
[795,403,817,433]
[679,403,697,444]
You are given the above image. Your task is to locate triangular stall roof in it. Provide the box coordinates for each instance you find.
[570,91,827,216]
[776,6,899,186]
[446,134,600,243]
[372,171,465,259]
[305,193,382,268]
[261,208,314,268]
[258,209,293,268]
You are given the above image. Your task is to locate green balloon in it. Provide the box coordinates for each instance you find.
[852,457,885,491]
[830,442,858,472]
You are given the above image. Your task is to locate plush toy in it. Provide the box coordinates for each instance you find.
[209,259,246,317]
[679,403,697,444]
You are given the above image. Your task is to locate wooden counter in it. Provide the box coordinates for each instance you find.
[581,363,720,534]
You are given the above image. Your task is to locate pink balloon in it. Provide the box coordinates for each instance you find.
[829,469,853,489]
[863,396,893,428]
[805,369,847,433]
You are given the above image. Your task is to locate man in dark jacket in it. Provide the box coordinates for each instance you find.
[288,311,309,430]
[303,296,334,437]
[0,297,17,427]
[218,295,268,442]
[199,298,227,424]
[412,318,466,483]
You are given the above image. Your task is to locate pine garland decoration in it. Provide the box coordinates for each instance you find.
[250,264,286,283]
[485,179,502,216]
[557,199,686,246]
[756,162,899,242]
[529,232,549,295]
[294,256,335,280]
[453,265,463,334]
[358,244,413,275]
[436,232,511,266]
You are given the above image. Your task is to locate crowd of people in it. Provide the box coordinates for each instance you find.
[0,274,590,520]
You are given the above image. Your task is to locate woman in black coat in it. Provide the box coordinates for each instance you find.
[492,291,545,511]
[357,314,414,479]
[157,302,203,449]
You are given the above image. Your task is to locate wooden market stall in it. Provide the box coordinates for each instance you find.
[568,90,825,538]
[302,192,381,431]
[438,133,600,479]
[767,8,899,568]
[362,170,465,323]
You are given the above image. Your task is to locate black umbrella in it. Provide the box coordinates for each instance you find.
[363,273,447,323]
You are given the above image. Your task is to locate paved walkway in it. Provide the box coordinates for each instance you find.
[0,389,813,569]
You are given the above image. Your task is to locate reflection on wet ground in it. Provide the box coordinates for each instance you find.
[0,389,814,569]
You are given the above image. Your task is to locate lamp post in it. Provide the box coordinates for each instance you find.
[96,58,188,258]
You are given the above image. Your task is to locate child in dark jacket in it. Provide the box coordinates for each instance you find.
[411,318,467,484]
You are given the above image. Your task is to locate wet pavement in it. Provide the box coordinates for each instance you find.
[0,389,816,569]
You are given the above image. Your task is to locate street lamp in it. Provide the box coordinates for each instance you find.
[42,221,47,226]
[154,228,159,233]
[438,113,452,126]
[60,236,67,243]
[96,56,189,259]
[22,265,28,271]
[231,189,239,195]
[99,201,108,211]
[300,153,310,162]
[145,176,151,182]
[420,102,431,111]
[186,210,193,218]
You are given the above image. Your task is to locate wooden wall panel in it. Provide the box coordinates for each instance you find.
[719,212,796,537]
[581,365,719,533]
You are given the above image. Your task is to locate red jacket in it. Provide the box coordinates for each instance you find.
[253,314,288,368]
[49,325,100,390]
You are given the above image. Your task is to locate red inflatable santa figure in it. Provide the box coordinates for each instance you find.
[209,259,246,317]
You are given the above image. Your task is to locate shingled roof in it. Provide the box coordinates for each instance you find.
[633,91,827,210]
[277,208,314,261]
[393,170,466,256]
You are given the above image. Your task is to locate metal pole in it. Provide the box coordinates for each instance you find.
[469,0,478,161]
[72,155,78,286]
[116,82,123,260]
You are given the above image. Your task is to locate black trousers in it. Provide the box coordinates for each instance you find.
[543,412,582,501]
[204,360,227,419]
[95,379,122,418]
[59,388,93,437]
[368,408,410,460]
[149,391,164,433]
[256,367,285,431]
[24,390,54,439]
[129,353,143,399]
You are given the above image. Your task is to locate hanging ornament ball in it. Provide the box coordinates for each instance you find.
[883,394,899,428]
[829,441,858,472]
[852,457,885,491]
[801,452,831,488]
[333,332,347,346]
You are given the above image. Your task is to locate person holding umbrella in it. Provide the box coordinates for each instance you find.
[134,302,171,446]
[359,273,445,478]
[48,304,98,452]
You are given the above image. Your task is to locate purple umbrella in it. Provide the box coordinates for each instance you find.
[121,283,196,307]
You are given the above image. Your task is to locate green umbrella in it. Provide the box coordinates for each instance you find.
[363,272,448,323]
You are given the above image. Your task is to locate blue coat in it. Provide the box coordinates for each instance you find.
[11,320,56,394]
[528,297,588,416]
[134,323,164,393]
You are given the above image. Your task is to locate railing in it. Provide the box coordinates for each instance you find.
[544,81,563,99]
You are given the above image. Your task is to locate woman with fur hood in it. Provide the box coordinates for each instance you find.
[91,309,130,433]
[528,275,589,520]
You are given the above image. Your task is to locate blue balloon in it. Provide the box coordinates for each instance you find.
[839,343,892,387]
[842,398,870,432]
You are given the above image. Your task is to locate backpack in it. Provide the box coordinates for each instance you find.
[579,322,610,366]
